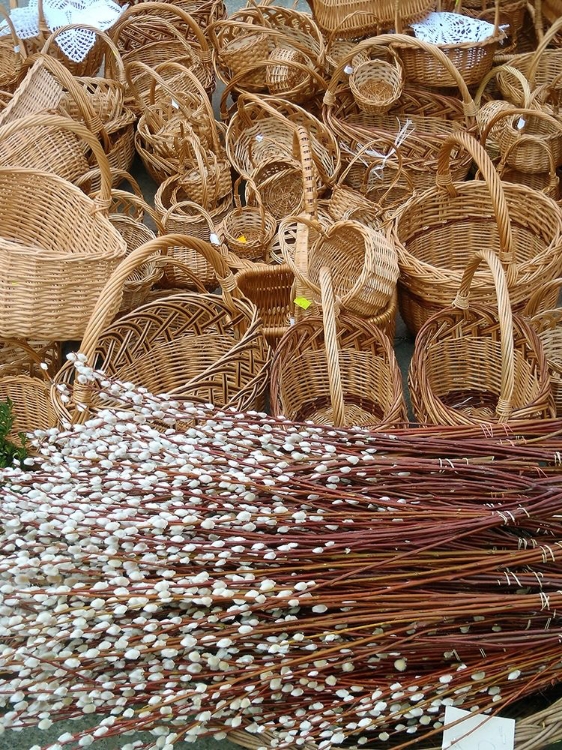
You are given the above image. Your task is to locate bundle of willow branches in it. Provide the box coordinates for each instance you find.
[1,362,562,750]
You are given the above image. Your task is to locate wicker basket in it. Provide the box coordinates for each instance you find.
[0,338,60,379]
[394,4,504,88]
[461,0,527,53]
[0,113,126,340]
[235,263,295,349]
[409,247,555,426]
[0,6,26,94]
[305,0,433,38]
[271,266,406,428]
[52,234,271,424]
[392,131,562,335]
[220,179,277,262]
[349,48,404,115]
[0,374,57,448]
[523,278,562,416]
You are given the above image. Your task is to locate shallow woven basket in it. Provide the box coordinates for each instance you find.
[523,278,562,416]
[52,235,271,424]
[220,178,277,262]
[409,247,555,426]
[306,0,433,38]
[392,131,562,335]
[0,113,126,341]
[394,4,504,88]
[349,52,403,115]
[271,266,406,428]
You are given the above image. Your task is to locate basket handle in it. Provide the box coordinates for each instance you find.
[294,124,317,217]
[0,112,113,213]
[231,175,268,233]
[527,15,562,88]
[523,277,562,317]
[324,34,477,128]
[75,167,144,201]
[112,2,210,60]
[437,131,515,273]
[21,54,109,146]
[0,4,25,60]
[452,247,515,422]
[77,233,239,364]
[161,199,220,240]
[0,338,53,381]
[495,132,558,191]
[154,255,208,294]
[319,266,346,428]
[474,63,533,109]
[39,23,126,83]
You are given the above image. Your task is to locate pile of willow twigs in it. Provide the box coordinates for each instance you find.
[1,366,562,749]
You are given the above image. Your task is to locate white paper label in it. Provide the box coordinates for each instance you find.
[171,99,179,109]
[344,65,354,74]
[442,707,514,750]
[255,134,264,142]
[209,233,221,246]
[517,117,526,130]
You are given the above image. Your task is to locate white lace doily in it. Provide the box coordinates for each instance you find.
[410,11,499,44]
[0,0,123,63]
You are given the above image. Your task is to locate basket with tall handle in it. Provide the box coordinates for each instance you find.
[0,113,126,340]
[51,235,271,425]
[409,247,555,426]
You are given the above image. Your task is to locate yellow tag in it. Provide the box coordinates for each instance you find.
[294,297,312,310]
[237,235,248,244]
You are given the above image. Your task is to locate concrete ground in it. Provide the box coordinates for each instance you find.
[1,0,562,748]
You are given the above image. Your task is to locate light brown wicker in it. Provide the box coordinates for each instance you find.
[324,35,478,194]
[0,113,126,340]
[305,0,433,38]
[392,131,562,335]
[271,266,406,428]
[0,374,57,447]
[52,234,271,424]
[0,5,25,93]
[220,178,277,262]
[235,263,295,349]
[461,0,527,53]
[349,48,403,115]
[0,338,60,379]
[409,247,555,426]
[394,2,504,88]
[523,278,562,416]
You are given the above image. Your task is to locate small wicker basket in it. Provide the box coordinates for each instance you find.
[349,50,403,115]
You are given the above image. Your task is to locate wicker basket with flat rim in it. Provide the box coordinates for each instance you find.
[409,247,555,426]
[496,16,562,103]
[0,5,26,93]
[0,113,126,341]
[9,0,104,77]
[394,2,504,88]
[51,234,271,425]
[271,266,406,428]
[523,278,562,416]
[392,130,562,335]
[306,0,433,39]
[220,178,277,262]
[324,34,478,193]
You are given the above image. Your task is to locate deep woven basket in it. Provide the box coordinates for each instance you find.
[409,247,555,426]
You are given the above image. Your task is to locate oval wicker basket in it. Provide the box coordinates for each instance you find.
[0,113,127,341]
[392,131,562,335]
[271,266,406,428]
[409,247,555,426]
[305,0,433,38]
[52,234,271,425]
[524,278,562,416]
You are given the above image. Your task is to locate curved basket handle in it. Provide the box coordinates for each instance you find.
[0,112,113,213]
[495,132,558,190]
[0,4,26,60]
[437,131,515,273]
[112,2,210,59]
[523,277,562,317]
[161,199,219,239]
[125,59,201,119]
[452,247,515,422]
[0,338,53,381]
[319,266,345,428]
[324,34,477,128]
[74,168,144,213]
[230,175,267,233]
[77,233,239,364]
[21,54,109,146]
[527,15,562,88]
[153,255,208,294]
[109,190,166,235]
[475,63,533,109]
[39,23,126,83]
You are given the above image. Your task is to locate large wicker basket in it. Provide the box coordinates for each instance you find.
[52,234,271,425]
[409,247,555,426]
[392,131,562,335]
[304,0,434,38]
[0,114,126,341]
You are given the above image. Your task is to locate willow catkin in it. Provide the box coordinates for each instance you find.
[1,362,562,749]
